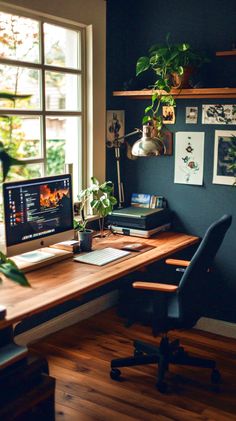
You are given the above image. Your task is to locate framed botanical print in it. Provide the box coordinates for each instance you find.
[213,130,236,185]
[174,132,205,185]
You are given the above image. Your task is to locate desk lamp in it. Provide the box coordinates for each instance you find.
[108,125,165,208]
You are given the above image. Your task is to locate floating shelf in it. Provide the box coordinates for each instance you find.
[113,88,236,99]
[216,50,236,56]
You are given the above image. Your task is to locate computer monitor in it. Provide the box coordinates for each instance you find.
[3,174,74,257]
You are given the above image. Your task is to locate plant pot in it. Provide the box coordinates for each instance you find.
[171,66,195,88]
[77,229,93,252]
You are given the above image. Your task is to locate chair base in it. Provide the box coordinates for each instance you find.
[110,337,220,392]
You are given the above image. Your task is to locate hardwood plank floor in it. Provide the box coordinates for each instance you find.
[30,308,236,421]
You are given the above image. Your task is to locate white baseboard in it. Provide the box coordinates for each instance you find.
[195,317,236,339]
[15,290,119,346]
[15,292,236,346]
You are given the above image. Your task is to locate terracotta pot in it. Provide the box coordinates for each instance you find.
[171,66,195,88]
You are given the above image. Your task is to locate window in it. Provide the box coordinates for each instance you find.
[0,10,84,203]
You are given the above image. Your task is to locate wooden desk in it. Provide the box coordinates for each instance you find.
[0,231,199,328]
[0,231,198,419]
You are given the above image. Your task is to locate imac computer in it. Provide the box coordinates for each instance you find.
[3,174,74,263]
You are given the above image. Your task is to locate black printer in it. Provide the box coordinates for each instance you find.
[108,206,171,231]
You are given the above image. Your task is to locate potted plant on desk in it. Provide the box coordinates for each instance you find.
[90,177,117,238]
[75,177,117,247]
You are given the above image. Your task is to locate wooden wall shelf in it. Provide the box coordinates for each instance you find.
[113,88,236,99]
[216,50,236,56]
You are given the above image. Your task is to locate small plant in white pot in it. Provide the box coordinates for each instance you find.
[75,177,117,246]
[89,177,117,238]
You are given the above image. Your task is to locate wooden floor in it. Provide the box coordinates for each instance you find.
[31,309,236,421]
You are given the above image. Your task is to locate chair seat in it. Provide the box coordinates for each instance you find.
[112,215,232,391]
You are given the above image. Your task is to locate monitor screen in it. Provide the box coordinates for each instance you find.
[3,174,74,256]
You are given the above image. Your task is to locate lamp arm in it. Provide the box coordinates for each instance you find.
[116,128,142,143]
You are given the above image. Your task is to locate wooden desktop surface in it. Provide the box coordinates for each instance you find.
[0,232,199,328]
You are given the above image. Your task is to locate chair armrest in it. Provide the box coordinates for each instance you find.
[165,259,190,267]
[132,282,178,292]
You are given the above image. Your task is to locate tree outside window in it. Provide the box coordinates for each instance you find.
[0,10,83,216]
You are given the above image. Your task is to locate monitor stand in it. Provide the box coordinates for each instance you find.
[11,247,73,273]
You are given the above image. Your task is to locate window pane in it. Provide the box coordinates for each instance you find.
[0,115,41,159]
[0,164,43,220]
[44,23,80,69]
[0,12,39,63]
[46,116,81,197]
[45,71,81,111]
[0,65,41,110]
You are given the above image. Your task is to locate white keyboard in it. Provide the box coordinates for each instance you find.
[74,247,131,266]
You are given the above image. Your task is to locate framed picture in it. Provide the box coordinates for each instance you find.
[213,130,236,185]
[106,110,125,147]
[186,106,198,124]
[162,106,175,124]
[202,104,236,124]
[174,132,205,185]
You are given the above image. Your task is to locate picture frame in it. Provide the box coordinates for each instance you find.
[213,130,236,185]
[162,106,175,124]
[202,104,236,124]
[174,132,205,185]
[106,110,125,147]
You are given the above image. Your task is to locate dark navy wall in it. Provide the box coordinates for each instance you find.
[107,0,236,322]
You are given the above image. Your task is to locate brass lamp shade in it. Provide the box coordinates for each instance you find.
[131,125,165,157]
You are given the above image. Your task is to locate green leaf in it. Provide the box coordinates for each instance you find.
[160,95,175,106]
[156,79,170,91]
[0,91,32,101]
[152,93,158,104]
[144,105,153,113]
[0,147,25,181]
[178,43,190,52]
[109,196,117,205]
[150,54,159,66]
[136,56,150,76]
[0,260,30,287]
[177,66,184,75]
[90,199,99,208]
[142,115,152,124]
[91,176,99,185]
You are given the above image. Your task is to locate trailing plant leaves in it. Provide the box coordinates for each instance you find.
[142,115,152,124]
[145,105,153,113]
[160,95,176,106]
[136,56,150,76]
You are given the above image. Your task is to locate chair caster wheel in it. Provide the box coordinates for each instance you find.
[211,369,221,384]
[134,349,143,357]
[110,368,121,380]
[156,381,168,393]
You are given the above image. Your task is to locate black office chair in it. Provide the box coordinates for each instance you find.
[110,215,232,392]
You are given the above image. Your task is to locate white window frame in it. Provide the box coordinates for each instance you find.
[0,0,106,193]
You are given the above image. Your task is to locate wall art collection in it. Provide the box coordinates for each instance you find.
[107,105,236,187]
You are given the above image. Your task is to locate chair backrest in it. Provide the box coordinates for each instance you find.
[177,215,232,324]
